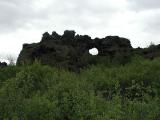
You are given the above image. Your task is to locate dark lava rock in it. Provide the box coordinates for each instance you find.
[134,44,160,60]
[0,62,7,68]
[17,30,133,71]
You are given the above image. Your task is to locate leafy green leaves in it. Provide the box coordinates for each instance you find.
[0,56,160,119]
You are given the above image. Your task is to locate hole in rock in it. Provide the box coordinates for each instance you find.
[89,48,99,56]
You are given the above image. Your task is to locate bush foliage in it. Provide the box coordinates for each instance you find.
[0,56,160,120]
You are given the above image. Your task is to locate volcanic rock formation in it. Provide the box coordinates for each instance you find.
[0,62,7,68]
[17,30,133,71]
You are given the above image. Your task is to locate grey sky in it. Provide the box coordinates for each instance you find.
[0,0,160,59]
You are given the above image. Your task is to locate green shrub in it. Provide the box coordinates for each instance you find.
[0,66,20,88]
[0,57,160,119]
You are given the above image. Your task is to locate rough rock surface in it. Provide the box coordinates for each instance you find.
[0,62,7,68]
[134,44,160,60]
[18,30,155,71]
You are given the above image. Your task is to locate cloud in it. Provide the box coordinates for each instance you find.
[0,0,127,33]
[0,0,49,32]
[0,0,160,57]
[128,0,160,11]
[138,10,160,34]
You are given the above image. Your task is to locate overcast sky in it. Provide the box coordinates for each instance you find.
[0,0,160,59]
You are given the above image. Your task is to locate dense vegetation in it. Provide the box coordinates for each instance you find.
[0,56,160,120]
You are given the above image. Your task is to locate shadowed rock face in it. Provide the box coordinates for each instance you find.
[134,44,160,60]
[0,62,7,68]
[17,30,133,71]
